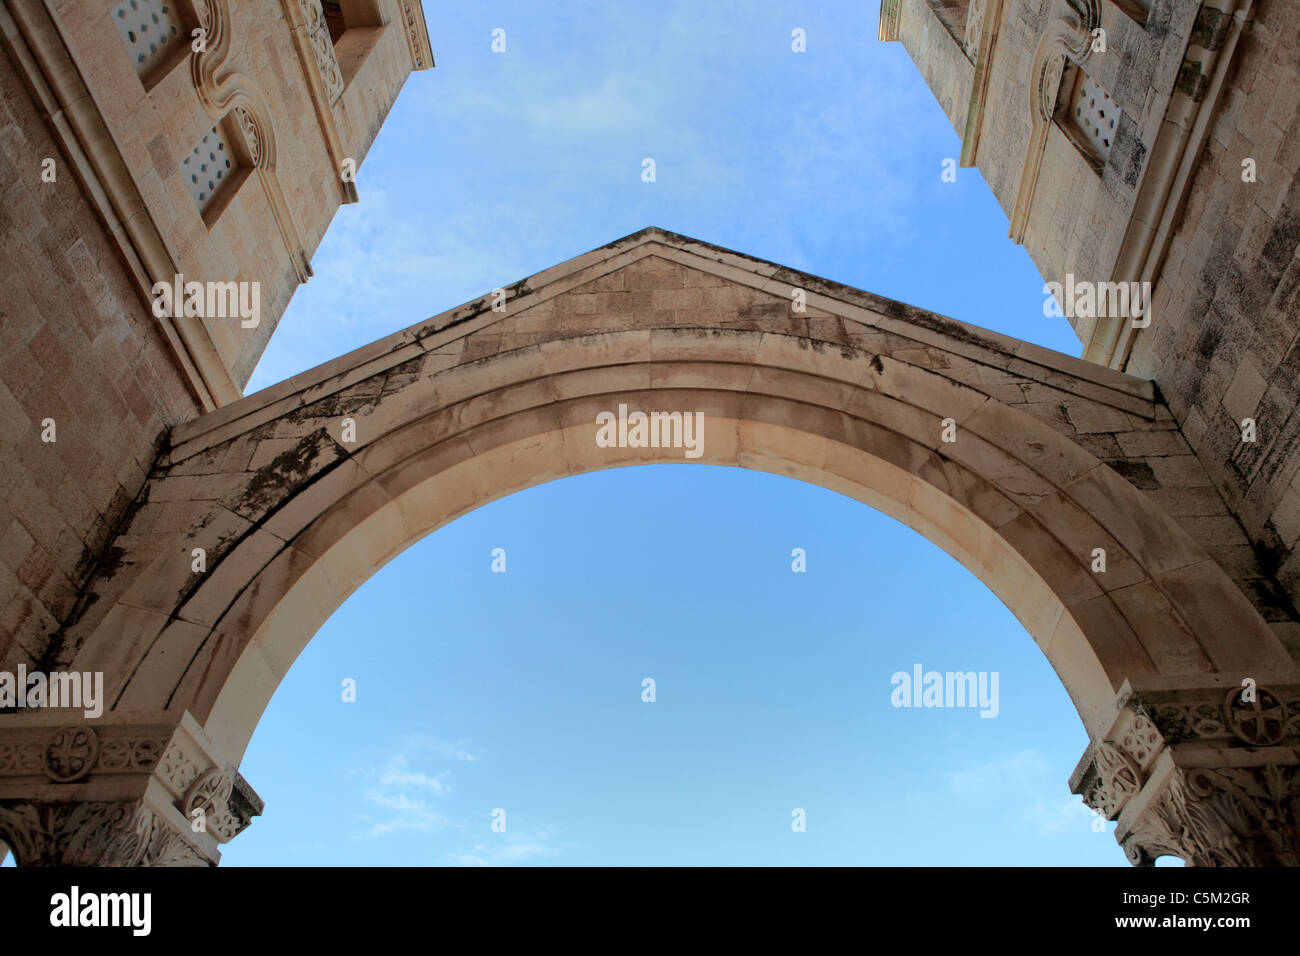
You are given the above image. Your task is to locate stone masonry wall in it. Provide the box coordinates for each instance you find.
[895,0,1300,614]
[0,50,201,668]
[49,0,421,387]
[1127,0,1300,610]
[0,0,425,673]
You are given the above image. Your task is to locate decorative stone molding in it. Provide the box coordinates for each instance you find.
[42,725,100,783]
[0,724,170,781]
[959,0,1005,167]
[233,105,262,166]
[279,0,357,204]
[1008,0,1101,242]
[399,0,434,70]
[191,0,312,282]
[963,0,986,59]
[0,800,210,866]
[298,0,344,103]
[182,767,239,841]
[1072,678,1300,866]
[0,711,261,866]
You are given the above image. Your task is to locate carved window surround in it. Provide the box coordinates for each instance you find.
[110,0,195,91]
[326,0,387,90]
[1008,0,1102,244]
[191,0,312,284]
[1055,63,1119,173]
[280,0,372,203]
[299,0,346,104]
[0,710,262,866]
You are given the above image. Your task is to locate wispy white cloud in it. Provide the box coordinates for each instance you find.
[947,750,1052,797]
[391,734,485,763]
[379,754,452,795]
[359,754,454,836]
[1024,795,1105,835]
[946,750,1101,836]
[450,828,558,867]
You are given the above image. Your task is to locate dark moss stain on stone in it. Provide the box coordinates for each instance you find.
[1106,459,1160,490]
[1190,6,1229,52]
[1175,60,1208,101]
[883,299,1008,353]
[1195,325,1222,363]
[239,430,340,520]
[1122,136,1146,189]
[298,388,384,425]
[871,355,885,374]
[738,301,787,321]
[381,353,428,393]
[44,466,167,658]
[797,338,830,354]
[1262,206,1300,271]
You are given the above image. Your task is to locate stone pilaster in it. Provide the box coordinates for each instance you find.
[1072,677,1300,866]
[0,711,261,867]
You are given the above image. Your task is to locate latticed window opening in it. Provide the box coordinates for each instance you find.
[111,0,183,78]
[1056,65,1121,171]
[181,124,236,215]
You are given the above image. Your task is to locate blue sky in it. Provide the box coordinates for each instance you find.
[217,1,1142,866]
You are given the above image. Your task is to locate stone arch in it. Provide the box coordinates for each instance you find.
[4,228,1298,866]
[155,339,1273,761]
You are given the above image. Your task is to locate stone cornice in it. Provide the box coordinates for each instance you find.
[399,0,433,70]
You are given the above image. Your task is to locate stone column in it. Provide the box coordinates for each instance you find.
[1072,677,1300,866]
[0,711,261,866]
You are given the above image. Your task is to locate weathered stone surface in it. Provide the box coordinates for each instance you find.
[888,0,1300,625]
[24,232,1292,810]
[0,0,432,674]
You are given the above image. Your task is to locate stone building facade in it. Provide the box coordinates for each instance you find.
[0,0,432,678]
[880,0,1300,630]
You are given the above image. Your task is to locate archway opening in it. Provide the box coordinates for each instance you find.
[218,463,1128,866]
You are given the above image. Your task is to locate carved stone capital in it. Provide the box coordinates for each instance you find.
[0,711,261,866]
[0,800,212,866]
[1072,679,1300,866]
